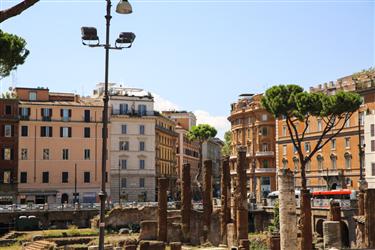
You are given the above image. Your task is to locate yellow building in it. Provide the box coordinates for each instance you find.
[155,113,178,198]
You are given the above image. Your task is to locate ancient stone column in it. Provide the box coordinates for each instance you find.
[158,178,168,242]
[278,169,297,250]
[203,160,213,240]
[236,146,248,242]
[300,188,313,250]
[329,200,341,222]
[181,163,191,242]
[221,156,230,243]
[365,188,375,248]
[323,221,342,249]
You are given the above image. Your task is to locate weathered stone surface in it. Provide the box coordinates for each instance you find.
[300,188,313,250]
[365,188,375,248]
[88,244,113,250]
[158,178,168,242]
[323,221,342,249]
[329,200,341,221]
[139,240,150,250]
[226,223,236,248]
[208,209,221,246]
[167,222,182,243]
[278,169,297,250]
[119,228,130,235]
[170,242,182,250]
[181,163,192,242]
[124,245,137,250]
[239,239,250,250]
[149,241,165,250]
[139,220,157,241]
[203,160,213,241]
[220,156,230,244]
[268,232,281,250]
[236,146,248,242]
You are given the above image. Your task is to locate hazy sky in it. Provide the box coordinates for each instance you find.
[0,0,374,138]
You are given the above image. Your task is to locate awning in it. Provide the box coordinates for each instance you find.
[18,190,58,196]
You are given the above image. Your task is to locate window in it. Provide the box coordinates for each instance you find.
[140,159,145,169]
[21,149,28,160]
[293,145,297,154]
[84,127,90,138]
[60,127,72,138]
[317,119,322,131]
[5,105,11,115]
[119,104,128,114]
[120,159,127,169]
[84,172,90,183]
[121,124,127,134]
[3,171,11,183]
[119,141,129,151]
[293,158,299,171]
[121,178,127,188]
[60,109,71,121]
[282,126,287,136]
[84,149,90,160]
[261,114,268,121]
[359,112,364,126]
[261,127,267,136]
[140,141,145,151]
[41,126,53,137]
[282,145,287,156]
[262,143,269,151]
[105,172,108,183]
[20,172,27,183]
[41,108,52,121]
[372,163,375,176]
[305,142,311,152]
[317,156,323,171]
[62,172,69,183]
[29,92,36,101]
[345,153,351,170]
[3,148,12,160]
[331,155,337,170]
[345,137,350,148]
[282,159,288,169]
[21,126,28,136]
[306,160,311,172]
[372,124,375,137]
[331,139,336,150]
[361,136,365,147]
[345,118,350,128]
[84,110,91,122]
[262,160,269,168]
[138,104,147,115]
[62,149,69,160]
[4,125,12,137]
[20,107,30,119]
[372,140,375,152]
[139,178,145,188]
[43,149,50,160]
[42,172,49,183]
[140,125,145,135]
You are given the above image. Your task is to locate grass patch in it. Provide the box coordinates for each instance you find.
[0,244,21,250]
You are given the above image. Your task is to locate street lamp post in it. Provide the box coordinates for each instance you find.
[81,1,135,249]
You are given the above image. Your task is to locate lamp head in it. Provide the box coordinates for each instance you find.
[116,0,133,14]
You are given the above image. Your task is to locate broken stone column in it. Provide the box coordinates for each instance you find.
[169,242,181,250]
[203,160,213,240]
[329,200,341,222]
[221,156,230,243]
[278,169,297,250]
[158,178,168,242]
[181,163,191,242]
[323,221,342,249]
[236,146,248,243]
[365,188,375,248]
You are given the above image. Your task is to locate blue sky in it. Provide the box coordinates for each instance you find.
[0,0,374,138]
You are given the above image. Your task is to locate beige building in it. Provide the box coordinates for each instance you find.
[15,87,108,204]
[95,84,157,202]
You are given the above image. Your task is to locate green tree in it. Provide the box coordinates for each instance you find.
[221,130,231,156]
[0,30,29,79]
[187,124,217,193]
[261,84,361,250]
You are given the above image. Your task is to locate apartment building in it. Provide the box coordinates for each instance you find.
[228,94,276,202]
[277,77,364,191]
[162,111,200,199]
[0,97,19,204]
[96,84,156,202]
[15,87,107,204]
[155,113,178,199]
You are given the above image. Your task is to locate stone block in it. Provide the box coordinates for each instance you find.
[226,223,236,248]
[323,221,342,250]
[149,241,165,250]
[139,220,157,240]
[170,242,182,250]
[124,245,137,250]
[167,222,182,243]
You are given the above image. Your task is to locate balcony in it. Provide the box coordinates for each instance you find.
[255,168,277,173]
[255,151,274,157]
[112,109,154,117]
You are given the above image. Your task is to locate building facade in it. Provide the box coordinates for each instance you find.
[98,84,157,202]
[202,137,223,197]
[228,94,277,202]
[16,87,107,204]
[0,97,19,204]
[162,111,200,199]
[155,113,178,199]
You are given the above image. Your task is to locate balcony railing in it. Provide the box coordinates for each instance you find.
[255,151,274,157]
[255,168,277,173]
[112,109,154,116]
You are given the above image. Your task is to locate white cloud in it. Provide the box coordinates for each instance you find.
[153,93,230,140]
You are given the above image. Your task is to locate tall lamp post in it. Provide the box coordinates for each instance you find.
[81,1,135,249]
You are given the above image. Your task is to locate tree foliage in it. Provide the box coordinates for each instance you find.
[221,130,232,156]
[0,29,29,79]
[187,124,217,144]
